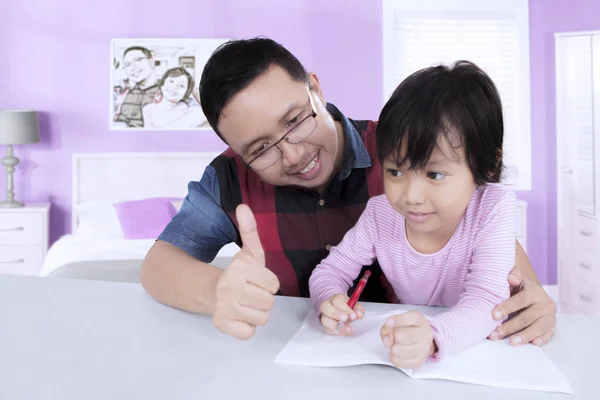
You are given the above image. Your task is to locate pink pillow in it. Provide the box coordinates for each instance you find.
[113,197,179,239]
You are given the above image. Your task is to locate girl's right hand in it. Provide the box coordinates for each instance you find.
[319,293,365,336]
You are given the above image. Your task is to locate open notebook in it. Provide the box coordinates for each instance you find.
[275,309,572,394]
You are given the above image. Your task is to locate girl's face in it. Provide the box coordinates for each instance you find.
[382,132,477,252]
[162,74,189,103]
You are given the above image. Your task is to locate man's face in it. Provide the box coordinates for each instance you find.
[123,50,152,84]
[218,65,343,190]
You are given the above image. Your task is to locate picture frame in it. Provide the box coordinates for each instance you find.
[110,38,230,131]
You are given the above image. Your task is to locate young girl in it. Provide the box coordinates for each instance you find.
[308,61,516,369]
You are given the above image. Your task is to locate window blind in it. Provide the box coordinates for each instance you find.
[383,0,531,190]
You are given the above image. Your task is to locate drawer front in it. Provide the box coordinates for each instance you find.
[577,279,599,316]
[576,248,599,284]
[578,216,598,253]
[559,271,577,308]
[0,212,45,245]
[0,245,44,275]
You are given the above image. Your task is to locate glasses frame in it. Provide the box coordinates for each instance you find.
[246,86,318,171]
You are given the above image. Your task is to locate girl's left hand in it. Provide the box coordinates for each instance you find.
[380,311,436,369]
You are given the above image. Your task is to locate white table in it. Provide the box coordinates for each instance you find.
[0,275,598,400]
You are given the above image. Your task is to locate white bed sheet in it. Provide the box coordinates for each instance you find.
[40,234,240,279]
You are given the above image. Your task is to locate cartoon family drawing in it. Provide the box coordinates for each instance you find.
[112,43,209,130]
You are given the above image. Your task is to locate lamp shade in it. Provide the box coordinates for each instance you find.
[0,109,40,145]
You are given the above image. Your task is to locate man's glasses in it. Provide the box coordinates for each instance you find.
[246,88,318,171]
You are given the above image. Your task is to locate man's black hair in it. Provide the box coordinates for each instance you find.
[199,37,309,141]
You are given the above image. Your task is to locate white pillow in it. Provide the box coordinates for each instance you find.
[73,201,124,239]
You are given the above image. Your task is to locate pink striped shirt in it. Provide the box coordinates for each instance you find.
[309,183,516,359]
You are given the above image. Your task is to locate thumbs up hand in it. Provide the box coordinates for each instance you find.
[211,204,280,340]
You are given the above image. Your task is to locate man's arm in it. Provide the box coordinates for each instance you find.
[514,240,540,283]
[140,240,223,314]
[140,168,238,315]
[138,168,280,340]
[142,203,280,341]
[489,240,557,346]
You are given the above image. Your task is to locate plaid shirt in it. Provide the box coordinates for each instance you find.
[159,103,396,303]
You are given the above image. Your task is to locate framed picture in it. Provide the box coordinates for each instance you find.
[110,38,230,131]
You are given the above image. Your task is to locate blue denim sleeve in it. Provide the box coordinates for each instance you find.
[157,165,239,262]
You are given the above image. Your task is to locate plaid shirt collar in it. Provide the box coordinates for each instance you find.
[326,103,372,180]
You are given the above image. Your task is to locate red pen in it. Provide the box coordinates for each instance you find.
[335,270,371,333]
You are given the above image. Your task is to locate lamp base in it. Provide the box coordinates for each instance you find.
[0,199,25,208]
[1,145,24,209]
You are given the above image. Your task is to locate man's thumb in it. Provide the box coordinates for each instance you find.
[236,204,265,260]
[507,267,524,287]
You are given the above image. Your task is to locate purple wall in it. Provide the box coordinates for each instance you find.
[0,0,598,283]
[0,0,382,241]
[528,0,600,284]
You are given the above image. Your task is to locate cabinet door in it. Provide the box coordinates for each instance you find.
[555,35,575,306]
[555,34,594,307]
[569,36,595,217]
[594,35,600,219]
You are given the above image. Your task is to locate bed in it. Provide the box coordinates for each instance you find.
[40,152,240,282]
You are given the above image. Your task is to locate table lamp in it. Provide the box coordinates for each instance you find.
[0,110,40,208]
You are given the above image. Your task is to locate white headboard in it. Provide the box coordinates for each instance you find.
[71,152,221,233]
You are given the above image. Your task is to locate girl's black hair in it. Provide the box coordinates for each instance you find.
[376,60,504,185]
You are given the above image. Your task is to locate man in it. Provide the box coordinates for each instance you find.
[140,37,556,347]
[113,46,159,128]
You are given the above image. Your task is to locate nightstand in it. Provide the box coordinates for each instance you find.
[0,203,50,275]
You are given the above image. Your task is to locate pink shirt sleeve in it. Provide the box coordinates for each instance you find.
[426,191,515,360]
[308,200,378,310]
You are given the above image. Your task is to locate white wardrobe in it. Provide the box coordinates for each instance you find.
[555,31,600,316]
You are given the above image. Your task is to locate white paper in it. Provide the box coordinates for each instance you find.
[275,310,572,394]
